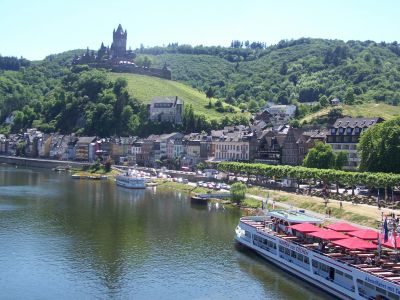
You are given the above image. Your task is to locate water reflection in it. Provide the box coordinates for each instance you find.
[0,166,331,299]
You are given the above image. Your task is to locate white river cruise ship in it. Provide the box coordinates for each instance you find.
[116,170,146,189]
[235,210,400,300]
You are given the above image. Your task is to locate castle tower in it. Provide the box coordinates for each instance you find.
[111,24,127,58]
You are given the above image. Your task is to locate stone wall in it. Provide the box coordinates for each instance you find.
[111,65,172,80]
[0,155,89,169]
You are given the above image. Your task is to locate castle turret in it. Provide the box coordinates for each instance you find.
[111,24,127,58]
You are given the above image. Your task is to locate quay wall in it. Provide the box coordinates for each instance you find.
[0,156,89,170]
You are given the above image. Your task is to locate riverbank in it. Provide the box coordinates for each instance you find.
[155,180,257,208]
[157,180,383,228]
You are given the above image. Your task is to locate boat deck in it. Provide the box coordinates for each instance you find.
[240,218,400,286]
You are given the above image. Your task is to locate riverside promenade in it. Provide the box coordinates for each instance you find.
[0,155,89,169]
[247,192,398,229]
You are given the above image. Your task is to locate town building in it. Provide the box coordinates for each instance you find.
[0,134,9,154]
[331,97,341,106]
[326,117,383,170]
[75,137,97,161]
[255,125,290,165]
[212,126,258,162]
[148,96,184,124]
[281,127,327,166]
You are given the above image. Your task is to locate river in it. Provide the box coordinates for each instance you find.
[0,165,333,299]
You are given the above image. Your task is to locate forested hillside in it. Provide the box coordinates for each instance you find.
[1,37,400,136]
[147,38,400,112]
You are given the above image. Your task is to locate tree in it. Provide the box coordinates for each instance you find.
[345,87,355,104]
[205,86,215,99]
[327,108,344,124]
[196,162,206,171]
[104,158,112,172]
[303,142,336,169]
[230,182,247,204]
[359,117,400,173]
[319,95,329,107]
[334,151,348,170]
[135,56,153,68]
[248,99,258,112]
[280,62,288,75]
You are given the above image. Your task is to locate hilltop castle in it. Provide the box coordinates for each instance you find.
[73,24,171,80]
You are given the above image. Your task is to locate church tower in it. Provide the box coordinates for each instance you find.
[111,24,127,58]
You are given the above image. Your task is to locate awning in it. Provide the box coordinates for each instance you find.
[381,237,400,249]
[332,237,377,250]
[307,229,348,241]
[325,222,359,232]
[288,223,322,233]
[347,229,379,240]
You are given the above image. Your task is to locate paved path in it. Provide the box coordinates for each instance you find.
[246,193,379,229]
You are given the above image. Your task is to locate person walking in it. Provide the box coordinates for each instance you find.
[340,201,343,210]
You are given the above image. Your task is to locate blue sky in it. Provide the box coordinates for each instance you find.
[1,0,399,60]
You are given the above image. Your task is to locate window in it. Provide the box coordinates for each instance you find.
[344,274,353,280]
[297,253,303,261]
[304,257,309,264]
[376,286,387,296]
[335,269,343,276]
[388,292,400,300]
[364,282,374,289]
[312,260,318,268]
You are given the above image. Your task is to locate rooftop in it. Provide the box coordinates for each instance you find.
[267,210,323,224]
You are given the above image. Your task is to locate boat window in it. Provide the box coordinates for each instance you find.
[319,263,329,273]
[344,274,353,280]
[376,287,387,296]
[297,253,303,261]
[291,250,296,258]
[285,248,290,255]
[364,282,374,289]
[388,292,400,300]
[312,260,318,268]
[335,269,343,276]
[279,246,284,253]
[304,257,309,264]
[357,279,364,285]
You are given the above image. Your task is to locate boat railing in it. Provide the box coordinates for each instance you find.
[241,219,400,285]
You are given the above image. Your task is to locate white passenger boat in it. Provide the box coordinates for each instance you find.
[116,170,146,189]
[235,210,400,300]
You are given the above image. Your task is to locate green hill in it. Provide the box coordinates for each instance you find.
[300,102,400,125]
[107,72,239,119]
[143,38,400,110]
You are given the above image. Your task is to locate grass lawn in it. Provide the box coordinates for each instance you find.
[246,187,379,227]
[108,72,242,120]
[301,102,400,124]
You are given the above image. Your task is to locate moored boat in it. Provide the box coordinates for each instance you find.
[235,210,400,300]
[116,170,146,189]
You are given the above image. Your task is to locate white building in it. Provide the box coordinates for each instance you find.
[148,96,184,124]
[326,117,383,170]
